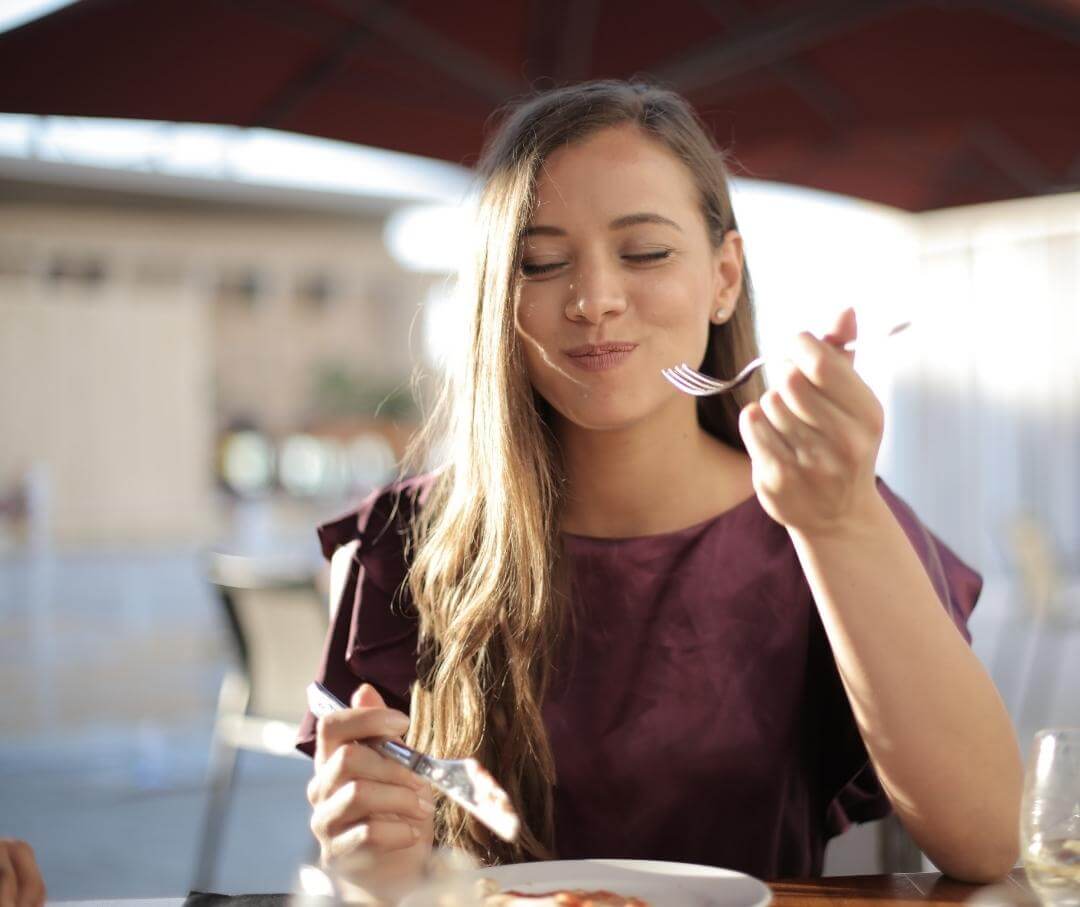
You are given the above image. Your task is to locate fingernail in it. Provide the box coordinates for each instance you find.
[411,825,422,840]
[418,796,435,814]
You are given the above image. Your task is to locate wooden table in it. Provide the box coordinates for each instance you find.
[47,869,1038,906]
[771,869,1034,907]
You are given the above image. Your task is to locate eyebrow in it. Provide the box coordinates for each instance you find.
[522,212,682,237]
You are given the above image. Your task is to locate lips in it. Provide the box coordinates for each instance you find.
[563,342,639,357]
[563,341,638,372]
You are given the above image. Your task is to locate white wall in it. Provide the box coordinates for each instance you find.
[0,287,216,545]
[738,183,1080,874]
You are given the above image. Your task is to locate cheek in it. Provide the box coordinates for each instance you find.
[515,289,557,352]
[514,292,543,337]
[636,272,713,365]
[514,289,563,383]
[633,269,708,326]
[632,270,713,371]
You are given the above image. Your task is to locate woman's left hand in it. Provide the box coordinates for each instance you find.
[738,307,885,536]
[0,839,46,907]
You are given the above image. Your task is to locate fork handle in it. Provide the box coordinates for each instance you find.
[307,682,424,772]
[376,738,422,771]
[838,319,912,352]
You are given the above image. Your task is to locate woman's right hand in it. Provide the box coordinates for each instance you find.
[307,683,435,885]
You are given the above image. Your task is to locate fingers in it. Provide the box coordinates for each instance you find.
[351,683,386,709]
[741,310,887,531]
[309,681,428,867]
[822,305,857,353]
[313,778,434,840]
[307,727,433,865]
[739,401,794,484]
[314,690,411,769]
[761,310,884,473]
[784,330,882,430]
[0,844,15,907]
[311,778,433,862]
[758,387,843,474]
[774,362,856,442]
[321,818,423,863]
[0,841,45,907]
[741,388,852,492]
[748,373,875,485]
[8,842,44,907]
[309,742,426,808]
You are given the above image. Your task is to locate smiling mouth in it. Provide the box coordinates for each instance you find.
[563,342,638,372]
[565,342,638,356]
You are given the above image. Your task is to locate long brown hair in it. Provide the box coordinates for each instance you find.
[403,79,765,864]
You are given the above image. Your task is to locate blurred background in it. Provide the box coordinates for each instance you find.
[0,0,1077,898]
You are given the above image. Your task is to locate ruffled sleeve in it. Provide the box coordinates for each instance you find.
[819,477,983,836]
[294,474,434,758]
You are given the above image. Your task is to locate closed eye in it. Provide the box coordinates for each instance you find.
[519,249,672,279]
[519,260,567,278]
[624,250,672,264]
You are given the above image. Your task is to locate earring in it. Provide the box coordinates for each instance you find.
[714,307,727,321]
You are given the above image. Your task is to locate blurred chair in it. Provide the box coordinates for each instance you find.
[1009,514,1064,620]
[193,551,328,891]
[994,514,1079,737]
[876,514,1076,875]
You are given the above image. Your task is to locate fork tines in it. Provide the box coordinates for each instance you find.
[661,363,728,396]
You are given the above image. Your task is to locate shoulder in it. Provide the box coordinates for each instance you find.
[873,476,951,567]
[873,476,983,631]
[873,476,955,571]
[316,471,440,563]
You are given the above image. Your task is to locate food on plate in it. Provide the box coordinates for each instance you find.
[429,875,650,906]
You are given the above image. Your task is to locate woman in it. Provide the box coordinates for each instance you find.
[298,80,1022,886]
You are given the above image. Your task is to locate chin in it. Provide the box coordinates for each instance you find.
[542,390,659,434]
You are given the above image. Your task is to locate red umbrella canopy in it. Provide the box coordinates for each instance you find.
[1,0,1077,210]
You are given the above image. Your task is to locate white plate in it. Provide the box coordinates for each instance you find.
[401,858,773,907]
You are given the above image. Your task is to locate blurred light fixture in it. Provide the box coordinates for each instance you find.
[384,200,476,274]
[0,112,473,201]
[421,282,464,368]
[221,431,275,496]
[279,434,331,497]
[348,433,397,490]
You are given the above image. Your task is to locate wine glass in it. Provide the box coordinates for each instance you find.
[1021,728,1080,906]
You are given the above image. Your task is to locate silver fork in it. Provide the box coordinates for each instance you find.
[305,682,520,842]
[662,320,912,396]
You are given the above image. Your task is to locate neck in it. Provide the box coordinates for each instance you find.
[555,398,753,538]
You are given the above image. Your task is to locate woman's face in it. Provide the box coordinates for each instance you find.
[515,123,742,433]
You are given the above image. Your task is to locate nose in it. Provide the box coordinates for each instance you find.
[565,258,627,324]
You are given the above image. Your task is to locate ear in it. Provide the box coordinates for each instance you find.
[710,229,744,324]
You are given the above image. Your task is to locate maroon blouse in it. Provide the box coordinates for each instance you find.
[296,473,981,880]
